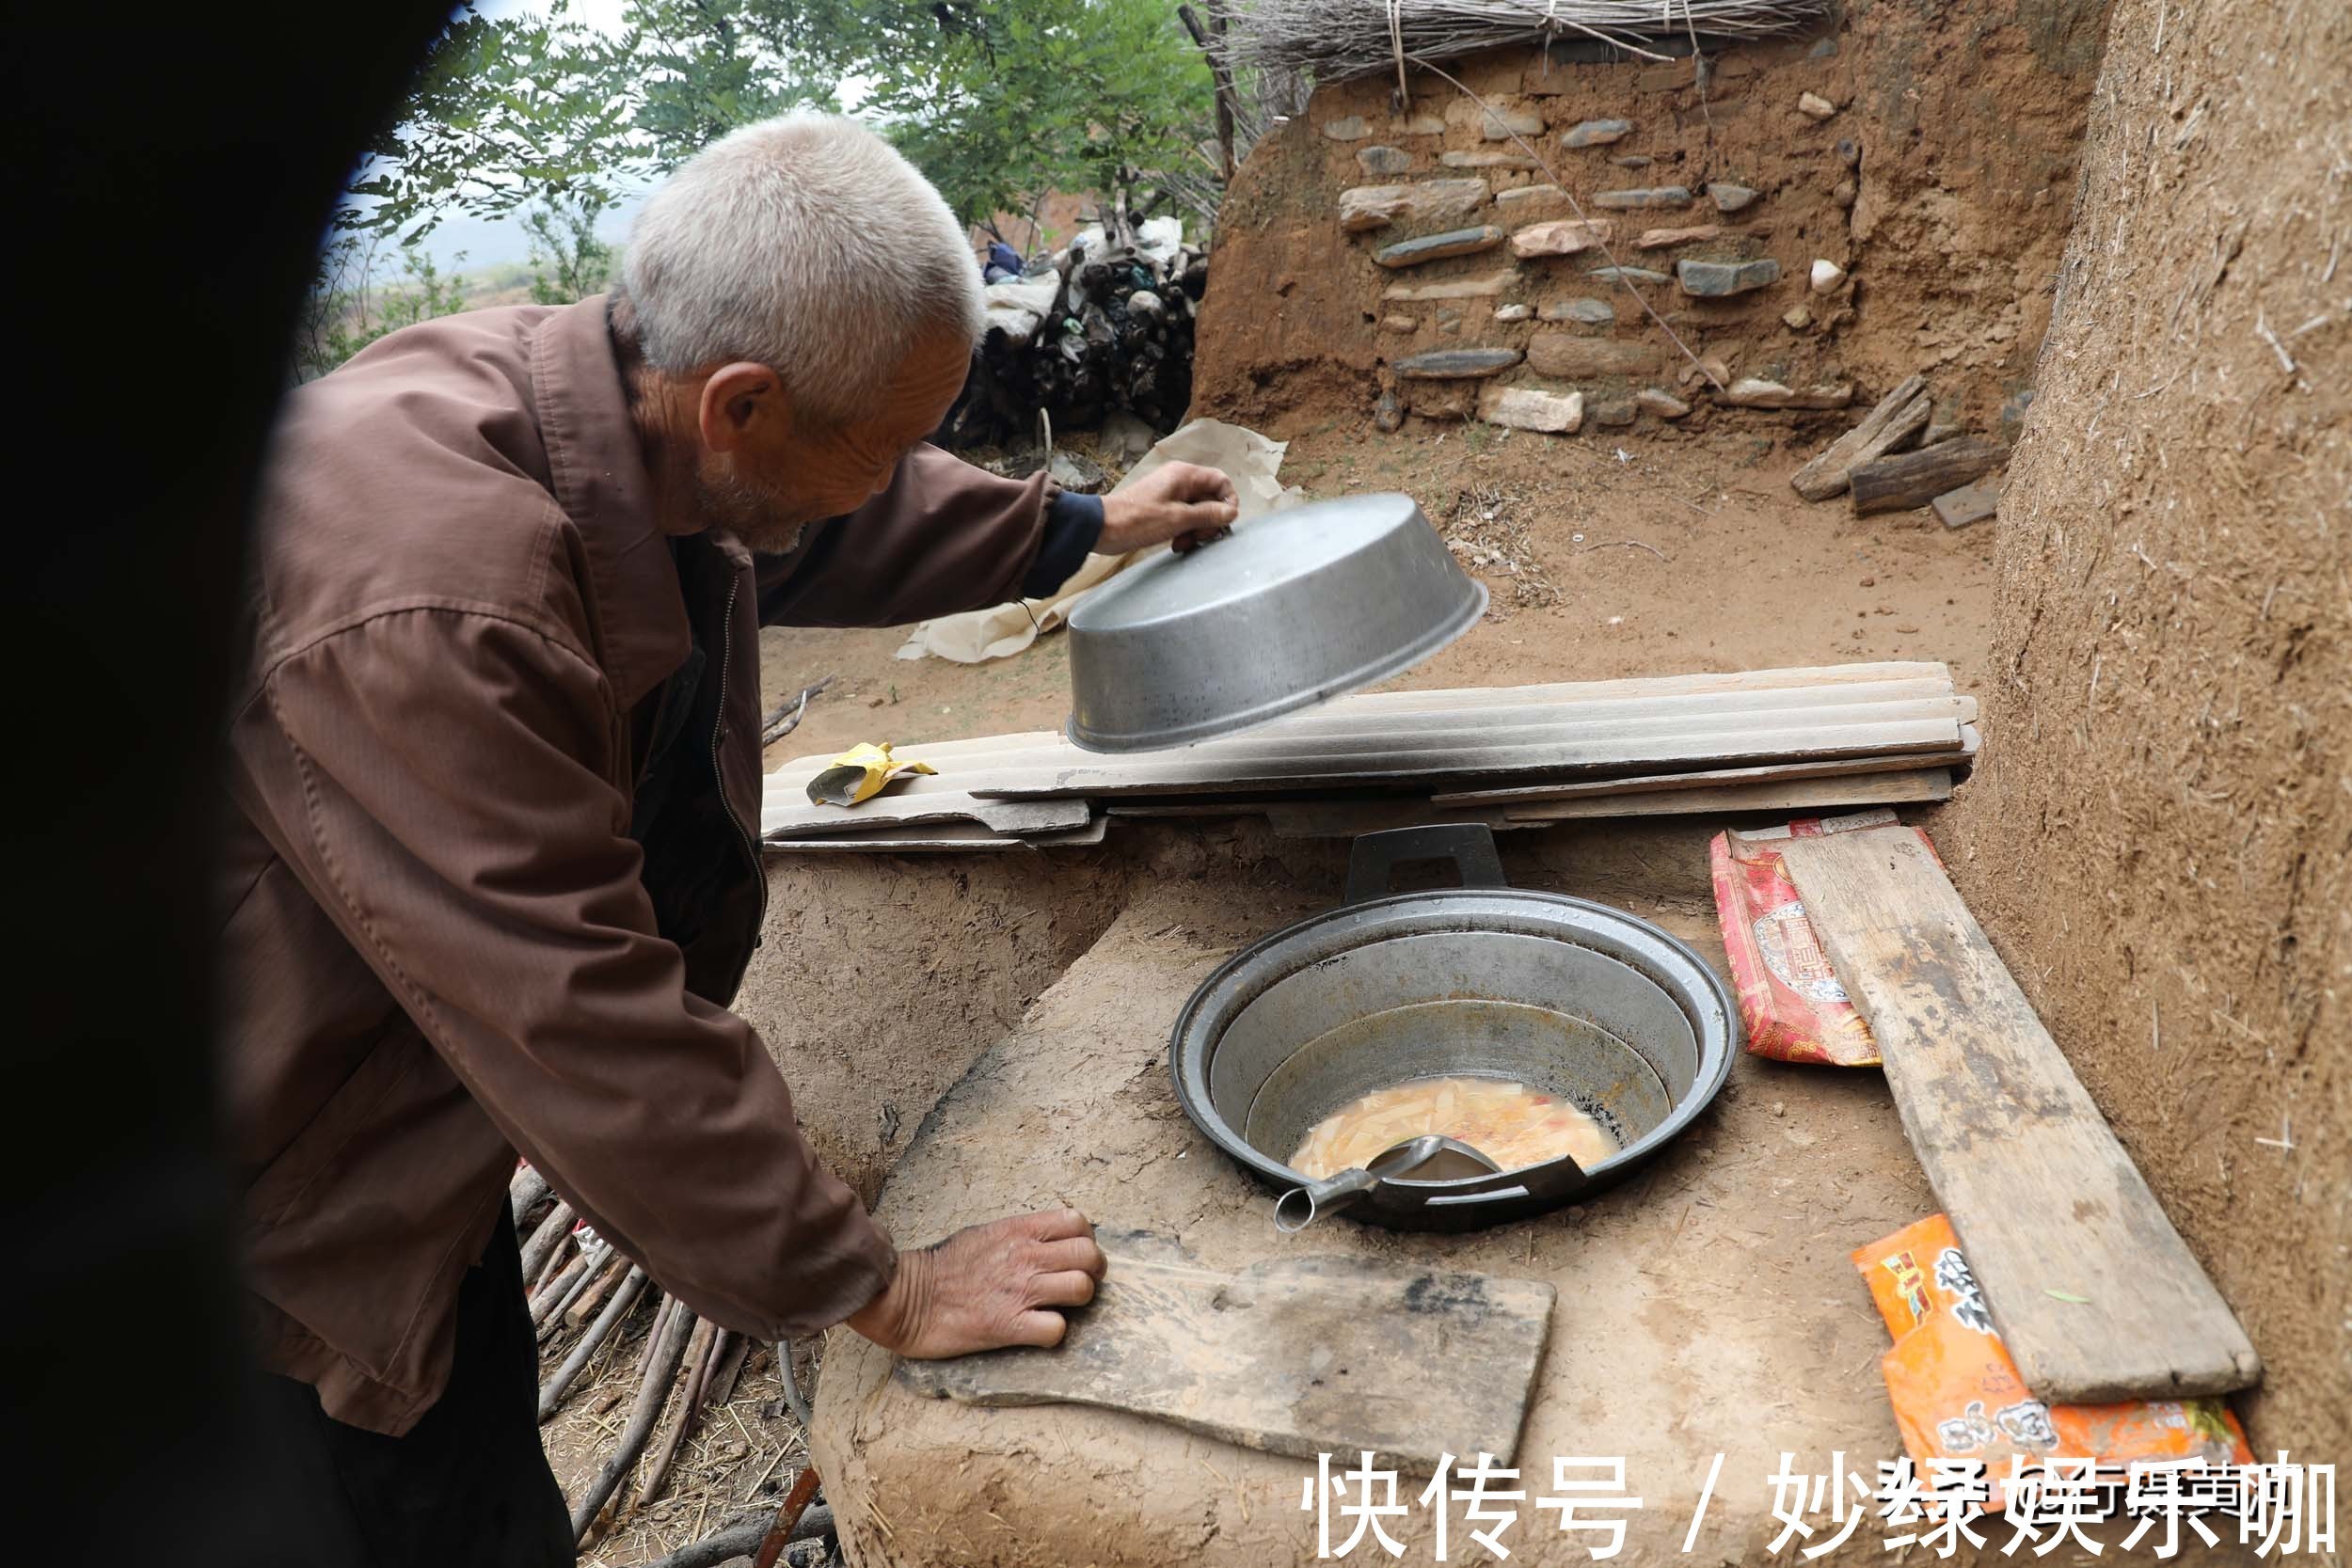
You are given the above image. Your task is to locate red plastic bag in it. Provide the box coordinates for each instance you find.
[1707,809,1934,1067]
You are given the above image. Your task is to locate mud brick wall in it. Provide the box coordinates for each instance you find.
[1938,0,2350,1458]
[1193,2,2109,441]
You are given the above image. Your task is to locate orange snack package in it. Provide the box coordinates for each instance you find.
[1708,810,1931,1067]
[1853,1214,2251,1508]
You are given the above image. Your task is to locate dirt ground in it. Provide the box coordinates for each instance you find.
[757,420,1997,765]
[528,422,1994,1566]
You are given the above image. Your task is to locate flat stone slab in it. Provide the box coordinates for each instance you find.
[1561,117,1631,148]
[1478,385,1583,433]
[1441,149,1540,169]
[1509,218,1612,258]
[1593,185,1692,210]
[1375,224,1506,269]
[1636,223,1724,249]
[1722,376,1856,409]
[1678,257,1783,296]
[1391,347,1522,380]
[1587,264,1672,286]
[1340,178,1490,233]
[1526,334,1661,378]
[807,828,2039,1566]
[1540,296,1616,325]
[1709,182,1760,213]
[1355,145,1412,176]
[1381,271,1514,302]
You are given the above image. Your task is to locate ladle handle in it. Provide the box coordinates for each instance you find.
[1274,1167,1381,1233]
[1343,824,1508,906]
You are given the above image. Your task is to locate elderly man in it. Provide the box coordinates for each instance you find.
[221,115,1236,1563]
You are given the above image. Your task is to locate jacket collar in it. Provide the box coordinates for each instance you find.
[529,294,691,713]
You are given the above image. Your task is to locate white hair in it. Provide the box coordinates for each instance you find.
[620,113,984,424]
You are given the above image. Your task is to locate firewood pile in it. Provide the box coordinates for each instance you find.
[937,216,1209,451]
[512,1164,834,1566]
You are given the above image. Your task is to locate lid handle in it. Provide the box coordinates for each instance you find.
[1343,824,1508,906]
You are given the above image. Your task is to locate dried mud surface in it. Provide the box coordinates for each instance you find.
[1937,0,2350,1462]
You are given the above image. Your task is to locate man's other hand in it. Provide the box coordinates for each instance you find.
[846,1209,1108,1357]
[1097,460,1240,556]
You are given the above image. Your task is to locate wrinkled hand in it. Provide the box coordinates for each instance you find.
[846,1209,1108,1357]
[1098,460,1240,556]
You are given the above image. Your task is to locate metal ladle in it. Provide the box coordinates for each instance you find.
[1274,1135,1502,1233]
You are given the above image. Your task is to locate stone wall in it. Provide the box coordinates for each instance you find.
[1193,1,2109,441]
[1937,0,2351,1458]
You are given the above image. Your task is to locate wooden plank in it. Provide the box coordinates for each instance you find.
[1502,768,1950,821]
[971,716,1966,800]
[772,672,1961,776]
[1791,375,1931,500]
[1778,827,2263,1402]
[1932,476,2002,529]
[1435,737,1978,807]
[896,1227,1554,1472]
[1851,436,2009,515]
[769,696,1974,806]
[759,793,1091,839]
[758,816,1106,854]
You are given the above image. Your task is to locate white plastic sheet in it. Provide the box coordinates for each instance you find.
[895,419,1301,665]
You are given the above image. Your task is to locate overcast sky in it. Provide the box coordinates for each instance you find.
[384,0,871,272]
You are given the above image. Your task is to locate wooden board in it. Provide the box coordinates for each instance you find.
[758,816,1106,854]
[896,1228,1554,1472]
[1791,374,1930,501]
[758,789,1092,840]
[1777,827,2262,1402]
[1850,436,2008,515]
[1502,768,1950,821]
[971,716,1966,800]
[1435,732,1979,807]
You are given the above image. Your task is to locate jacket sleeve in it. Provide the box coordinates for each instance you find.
[230,605,895,1340]
[755,442,1073,627]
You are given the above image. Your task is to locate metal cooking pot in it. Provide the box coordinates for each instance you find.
[1170,825,1740,1230]
[1063,492,1486,752]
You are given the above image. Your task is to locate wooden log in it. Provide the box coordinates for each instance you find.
[531,1252,591,1327]
[708,1331,753,1410]
[519,1201,575,1287]
[565,1250,633,1329]
[540,1265,649,1421]
[1779,827,2262,1402]
[1790,374,1931,500]
[509,1164,549,1227]
[569,1302,697,1541]
[635,1317,720,1507]
[1850,436,2008,515]
[539,1242,612,1337]
[642,1507,834,1568]
[775,1341,813,1430]
[754,1469,827,1568]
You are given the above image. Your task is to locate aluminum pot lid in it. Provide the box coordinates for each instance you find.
[1064,492,1486,751]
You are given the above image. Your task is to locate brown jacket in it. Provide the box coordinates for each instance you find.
[219,297,1085,1434]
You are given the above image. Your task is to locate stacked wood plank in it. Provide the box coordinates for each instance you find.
[760,661,1978,852]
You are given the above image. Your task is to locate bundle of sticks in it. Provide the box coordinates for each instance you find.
[511,1165,820,1554]
[1218,0,1830,81]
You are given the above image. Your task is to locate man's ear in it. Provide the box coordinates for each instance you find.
[697,362,787,454]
